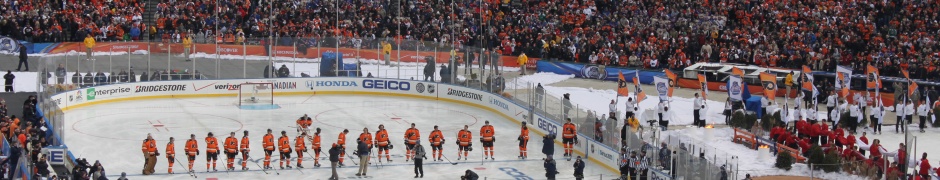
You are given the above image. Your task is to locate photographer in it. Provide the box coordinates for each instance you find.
[542,133,555,160]
[461,169,479,180]
[573,156,585,180]
[544,157,558,180]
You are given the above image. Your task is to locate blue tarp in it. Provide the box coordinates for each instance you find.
[535,61,665,84]
[745,96,763,118]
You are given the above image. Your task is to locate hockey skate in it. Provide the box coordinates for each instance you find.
[297,165,304,168]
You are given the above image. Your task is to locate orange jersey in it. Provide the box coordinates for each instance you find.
[165,142,175,156]
[224,137,238,153]
[205,137,219,153]
[480,125,495,141]
[405,128,420,144]
[310,134,322,149]
[429,130,444,146]
[142,139,157,153]
[278,136,291,153]
[263,134,275,151]
[520,127,529,141]
[296,119,307,128]
[457,130,472,146]
[359,133,373,146]
[563,123,577,138]
[240,136,250,150]
[185,139,198,156]
[337,133,347,146]
[375,130,390,146]
[295,136,306,150]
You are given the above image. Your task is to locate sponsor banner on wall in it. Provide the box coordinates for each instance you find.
[536,61,665,84]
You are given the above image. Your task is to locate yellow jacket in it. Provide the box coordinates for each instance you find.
[382,43,392,55]
[626,116,640,132]
[784,74,794,86]
[84,37,96,48]
[182,37,193,47]
[517,53,528,66]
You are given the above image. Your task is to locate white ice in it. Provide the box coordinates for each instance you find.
[64,95,618,179]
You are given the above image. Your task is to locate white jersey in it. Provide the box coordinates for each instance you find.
[826,95,837,107]
[905,103,915,116]
[917,103,930,116]
[625,101,635,112]
[830,109,841,123]
[694,97,704,110]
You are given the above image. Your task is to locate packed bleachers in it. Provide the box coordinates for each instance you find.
[2,0,939,80]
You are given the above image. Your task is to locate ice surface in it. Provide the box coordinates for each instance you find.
[64,95,618,179]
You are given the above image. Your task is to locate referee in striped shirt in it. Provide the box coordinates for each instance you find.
[618,148,631,179]
[636,151,650,180]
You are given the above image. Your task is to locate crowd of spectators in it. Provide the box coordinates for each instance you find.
[2,0,940,81]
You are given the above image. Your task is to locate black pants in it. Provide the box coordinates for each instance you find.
[848,116,858,133]
[693,109,701,127]
[896,116,904,133]
[17,59,27,71]
[906,115,913,124]
[413,158,423,176]
[873,117,881,133]
[4,85,11,92]
[919,116,927,131]
[827,107,833,120]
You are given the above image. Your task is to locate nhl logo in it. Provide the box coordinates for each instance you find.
[427,84,436,94]
[730,82,742,95]
[416,83,426,93]
[656,82,668,93]
[580,65,608,80]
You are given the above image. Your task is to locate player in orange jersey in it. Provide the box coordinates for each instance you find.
[295,131,308,168]
[310,128,323,167]
[562,118,579,160]
[457,125,473,160]
[296,114,312,133]
[480,121,495,160]
[278,131,293,169]
[375,125,393,162]
[240,130,250,170]
[338,129,349,167]
[224,132,239,171]
[404,123,420,161]
[165,137,176,174]
[429,125,445,161]
[141,134,157,175]
[205,132,220,172]
[518,121,530,159]
[184,134,199,172]
[262,129,275,169]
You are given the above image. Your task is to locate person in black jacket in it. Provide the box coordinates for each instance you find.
[36,155,49,177]
[17,44,28,71]
[542,133,555,160]
[71,72,81,85]
[544,157,558,179]
[439,65,450,83]
[329,143,340,180]
[413,141,426,178]
[277,65,290,78]
[56,64,66,84]
[82,72,93,87]
[129,69,137,82]
[7,142,20,179]
[4,71,14,92]
[573,156,585,180]
[461,169,479,180]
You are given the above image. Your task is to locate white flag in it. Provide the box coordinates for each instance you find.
[654,76,669,101]
[836,65,853,89]
[728,75,744,101]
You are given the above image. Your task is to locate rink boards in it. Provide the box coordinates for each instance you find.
[49,77,621,173]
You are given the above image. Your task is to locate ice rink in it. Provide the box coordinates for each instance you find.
[64,94,618,179]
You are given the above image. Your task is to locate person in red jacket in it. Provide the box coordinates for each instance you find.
[919,153,932,180]
[870,139,883,158]
[898,143,908,173]
[859,132,869,156]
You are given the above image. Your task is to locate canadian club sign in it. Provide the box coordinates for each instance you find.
[446,88,482,101]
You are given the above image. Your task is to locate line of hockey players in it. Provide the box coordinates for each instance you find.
[140,114,584,175]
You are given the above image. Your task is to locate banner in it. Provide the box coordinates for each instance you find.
[728,75,744,101]
[866,65,881,90]
[633,71,646,102]
[654,76,670,101]
[909,81,918,96]
[902,69,910,79]
[836,65,852,96]
[801,73,815,93]
[663,70,676,98]
[536,61,665,83]
[697,74,708,100]
[617,71,629,97]
[759,72,777,101]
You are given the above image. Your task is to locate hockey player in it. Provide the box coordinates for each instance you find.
[224,132,238,171]
[375,125,393,162]
[519,121,530,159]
[295,131,308,168]
[164,137,175,174]
[310,128,323,167]
[205,132,219,172]
[278,131,293,169]
[338,129,349,167]
[457,125,473,160]
[240,130,250,170]
[360,128,374,149]
[263,129,275,169]
[297,114,312,133]
[184,134,199,172]
[562,118,579,160]
[429,125,444,161]
[141,134,157,175]
[405,123,420,161]
[480,121,495,160]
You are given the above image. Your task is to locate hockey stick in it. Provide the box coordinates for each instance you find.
[172,156,197,178]
[245,154,269,174]
[441,154,458,165]
[344,149,359,165]
[304,150,319,168]
[371,148,381,169]
[480,146,485,165]
[268,151,280,175]
[293,152,304,174]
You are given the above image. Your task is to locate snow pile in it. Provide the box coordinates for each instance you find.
[661,127,866,180]
[507,72,575,89]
